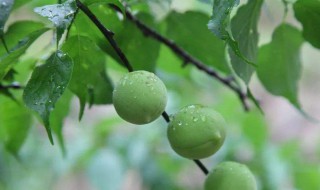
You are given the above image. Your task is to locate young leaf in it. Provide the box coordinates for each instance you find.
[257,24,303,109]
[23,50,73,144]
[208,0,256,67]
[228,0,263,84]
[0,96,32,156]
[293,0,320,49]
[0,0,14,35]
[62,36,113,120]
[0,28,49,81]
[34,0,77,43]
[165,11,230,74]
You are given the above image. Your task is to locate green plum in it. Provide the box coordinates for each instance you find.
[205,161,257,190]
[167,105,226,159]
[113,70,167,125]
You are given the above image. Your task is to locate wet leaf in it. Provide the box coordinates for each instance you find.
[23,50,73,144]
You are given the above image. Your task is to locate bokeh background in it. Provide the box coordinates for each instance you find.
[0,0,319,190]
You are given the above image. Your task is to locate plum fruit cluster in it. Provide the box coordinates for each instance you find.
[112,70,257,190]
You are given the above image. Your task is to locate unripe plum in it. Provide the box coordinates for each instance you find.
[205,161,257,190]
[167,105,226,159]
[113,70,167,125]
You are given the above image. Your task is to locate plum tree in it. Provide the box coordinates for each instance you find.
[167,105,226,159]
[113,70,167,124]
[205,161,257,190]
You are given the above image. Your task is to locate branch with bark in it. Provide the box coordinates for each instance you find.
[75,0,209,175]
[113,6,250,111]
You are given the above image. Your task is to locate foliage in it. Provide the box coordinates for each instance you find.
[0,0,319,189]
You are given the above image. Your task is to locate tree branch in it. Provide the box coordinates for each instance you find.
[118,8,250,111]
[0,83,23,90]
[76,0,209,175]
[75,0,133,72]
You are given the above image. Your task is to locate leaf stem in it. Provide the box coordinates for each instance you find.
[76,0,209,176]
[1,36,10,54]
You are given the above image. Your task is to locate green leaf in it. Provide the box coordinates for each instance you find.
[208,0,257,68]
[257,24,303,108]
[12,0,30,10]
[208,0,239,40]
[34,0,77,43]
[0,21,45,56]
[23,50,73,144]
[165,11,230,74]
[0,96,32,156]
[228,0,263,83]
[0,27,49,81]
[0,0,14,35]
[293,0,320,49]
[84,0,125,16]
[50,89,73,155]
[62,35,113,119]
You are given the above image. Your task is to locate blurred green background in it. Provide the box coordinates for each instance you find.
[0,0,320,190]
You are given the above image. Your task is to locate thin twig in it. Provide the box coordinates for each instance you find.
[75,0,133,72]
[0,83,23,90]
[117,8,249,111]
[194,159,209,175]
[76,0,209,175]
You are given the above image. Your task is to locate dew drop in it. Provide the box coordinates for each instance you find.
[178,121,182,126]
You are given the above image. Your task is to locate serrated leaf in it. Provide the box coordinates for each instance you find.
[293,0,320,49]
[228,0,263,83]
[23,50,73,144]
[0,96,32,156]
[165,11,230,74]
[0,27,49,81]
[257,24,303,108]
[51,89,73,155]
[34,0,77,42]
[208,0,256,68]
[62,36,113,120]
[0,0,14,35]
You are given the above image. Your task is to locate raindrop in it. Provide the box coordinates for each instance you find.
[192,117,198,122]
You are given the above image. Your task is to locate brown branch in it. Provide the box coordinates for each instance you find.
[75,0,133,72]
[76,0,209,175]
[118,8,249,111]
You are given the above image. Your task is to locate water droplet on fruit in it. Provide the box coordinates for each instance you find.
[192,117,198,122]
